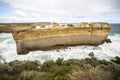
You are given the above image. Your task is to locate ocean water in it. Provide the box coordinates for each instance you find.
[0,24,120,63]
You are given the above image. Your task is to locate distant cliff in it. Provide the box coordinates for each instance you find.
[12,22,111,54]
[0,22,51,33]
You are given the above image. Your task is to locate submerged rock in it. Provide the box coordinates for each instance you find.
[12,22,111,54]
[106,39,112,43]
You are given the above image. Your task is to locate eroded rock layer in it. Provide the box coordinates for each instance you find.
[12,22,111,54]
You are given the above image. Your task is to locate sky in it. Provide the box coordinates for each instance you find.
[0,0,120,23]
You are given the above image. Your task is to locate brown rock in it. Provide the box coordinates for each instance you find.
[105,39,112,43]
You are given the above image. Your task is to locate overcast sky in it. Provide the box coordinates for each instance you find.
[0,0,120,23]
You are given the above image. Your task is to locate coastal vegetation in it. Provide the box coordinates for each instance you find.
[0,53,120,80]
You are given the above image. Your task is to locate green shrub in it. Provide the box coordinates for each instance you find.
[33,72,49,80]
[107,63,120,80]
[9,60,40,71]
[49,66,70,80]
[0,64,12,72]
[111,56,120,64]
[55,58,63,65]
[19,71,37,80]
[0,73,14,80]
[88,52,95,58]
[41,60,55,72]
[63,59,80,66]
[0,55,120,80]
[99,59,110,65]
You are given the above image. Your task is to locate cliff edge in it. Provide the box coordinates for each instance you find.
[12,22,111,54]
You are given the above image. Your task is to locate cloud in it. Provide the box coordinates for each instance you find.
[14,10,27,17]
[0,0,120,23]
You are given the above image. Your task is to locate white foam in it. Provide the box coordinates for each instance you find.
[0,33,120,63]
[0,33,12,38]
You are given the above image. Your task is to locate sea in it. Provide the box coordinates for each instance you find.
[0,24,120,63]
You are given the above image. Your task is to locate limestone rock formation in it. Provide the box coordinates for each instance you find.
[12,22,111,55]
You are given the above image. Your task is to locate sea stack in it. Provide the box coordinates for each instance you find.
[12,22,111,54]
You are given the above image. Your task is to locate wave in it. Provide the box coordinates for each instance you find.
[0,33,120,63]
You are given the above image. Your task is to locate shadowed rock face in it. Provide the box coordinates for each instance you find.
[12,22,111,55]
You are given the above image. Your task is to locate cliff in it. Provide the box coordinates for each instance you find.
[0,22,51,33]
[12,22,111,54]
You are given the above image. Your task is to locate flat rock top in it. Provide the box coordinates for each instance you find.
[12,22,111,40]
